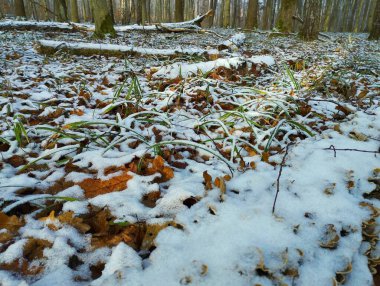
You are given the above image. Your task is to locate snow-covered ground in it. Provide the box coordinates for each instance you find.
[0,24,379,285]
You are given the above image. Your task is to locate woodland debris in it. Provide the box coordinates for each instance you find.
[35,40,219,59]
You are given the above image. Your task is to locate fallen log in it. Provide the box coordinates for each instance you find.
[0,10,213,33]
[148,55,275,79]
[35,40,220,59]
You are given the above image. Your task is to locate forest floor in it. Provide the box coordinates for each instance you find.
[0,23,379,286]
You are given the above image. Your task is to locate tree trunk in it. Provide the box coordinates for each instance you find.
[54,0,69,22]
[91,0,115,37]
[142,0,147,23]
[15,0,27,18]
[222,0,230,27]
[245,0,258,29]
[175,0,185,22]
[163,0,170,22]
[262,0,274,30]
[135,0,142,24]
[70,0,80,22]
[299,0,321,40]
[322,0,333,31]
[108,0,115,23]
[276,0,297,32]
[353,0,365,32]
[368,0,380,39]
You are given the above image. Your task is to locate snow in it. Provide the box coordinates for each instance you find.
[152,55,275,79]
[0,25,379,286]
[38,40,216,57]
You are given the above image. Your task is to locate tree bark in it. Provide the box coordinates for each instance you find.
[222,0,230,27]
[262,0,274,30]
[108,0,115,24]
[91,0,115,37]
[299,0,321,40]
[245,0,258,29]
[135,0,142,24]
[142,0,147,23]
[368,0,380,39]
[276,0,297,32]
[15,0,27,18]
[175,0,184,22]
[54,0,68,22]
[70,0,80,22]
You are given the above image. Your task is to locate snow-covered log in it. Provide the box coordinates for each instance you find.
[0,11,213,33]
[35,40,220,59]
[218,33,246,51]
[149,55,275,79]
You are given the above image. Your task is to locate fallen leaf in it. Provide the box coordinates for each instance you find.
[79,169,133,198]
[215,177,226,202]
[203,171,213,191]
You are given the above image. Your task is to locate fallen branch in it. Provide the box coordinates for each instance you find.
[323,145,379,158]
[0,10,214,33]
[35,39,220,59]
[272,142,294,214]
[149,55,275,79]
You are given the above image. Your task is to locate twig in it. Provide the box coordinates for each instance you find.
[323,145,379,157]
[272,142,294,214]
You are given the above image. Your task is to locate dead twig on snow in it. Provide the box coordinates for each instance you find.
[323,145,379,158]
[272,142,294,214]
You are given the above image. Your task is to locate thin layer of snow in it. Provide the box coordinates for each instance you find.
[152,55,275,79]
[37,40,217,57]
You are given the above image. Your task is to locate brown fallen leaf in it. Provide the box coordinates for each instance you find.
[141,191,161,208]
[203,171,213,191]
[57,211,91,233]
[215,177,226,202]
[0,212,24,233]
[79,169,133,198]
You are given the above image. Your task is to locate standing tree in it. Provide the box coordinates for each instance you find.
[222,0,230,27]
[142,0,147,23]
[70,0,80,22]
[54,0,69,22]
[91,0,115,36]
[15,0,26,18]
[276,0,297,32]
[135,0,142,24]
[299,0,321,40]
[108,0,115,24]
[175,0,185,22]
[262,0,274,30]
[368,0,380,39]
[245,0,259,30]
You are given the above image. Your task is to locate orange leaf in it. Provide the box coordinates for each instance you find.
[79,171,133,198]
[203,171,213,191]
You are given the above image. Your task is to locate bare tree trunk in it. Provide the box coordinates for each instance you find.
[299,0,321,40]
[91,0,115,36]
[353,0,365,32]
[175,0,185,22]
[163,0,170,22]
[55,0,69,22]
[262,0,274,30]
[322,0,333,31]
[135,0,142,24]
[15,0,27,18]
[368,0,380,39]
[142,0,147,23]
[276,0,297,32]
[70,0,80,22]
[245,0,258,29]
[222,0,230,27]
[207,0,217,27]
[108,0,114,23]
